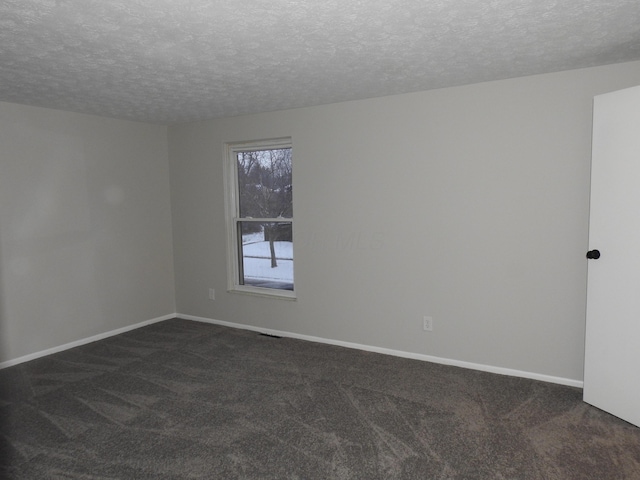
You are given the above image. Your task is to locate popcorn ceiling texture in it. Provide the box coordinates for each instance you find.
[1,0,640,124]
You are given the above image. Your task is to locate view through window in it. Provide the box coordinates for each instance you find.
[227,140,294,295]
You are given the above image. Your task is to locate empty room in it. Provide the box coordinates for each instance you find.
[1,1,640,478]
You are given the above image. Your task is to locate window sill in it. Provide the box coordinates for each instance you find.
[227,286,296,300]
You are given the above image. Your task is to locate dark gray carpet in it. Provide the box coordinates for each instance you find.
[1,318,639,479]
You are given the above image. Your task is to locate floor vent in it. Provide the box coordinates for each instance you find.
[259,333,282,339]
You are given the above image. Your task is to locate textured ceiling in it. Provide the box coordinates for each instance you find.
[1,0,640,125]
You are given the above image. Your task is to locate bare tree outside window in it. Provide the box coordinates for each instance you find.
[230,143,293,293]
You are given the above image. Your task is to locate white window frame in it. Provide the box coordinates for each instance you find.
[224,138,295,299]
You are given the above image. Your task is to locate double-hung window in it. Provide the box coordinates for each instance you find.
[225,138,294,298]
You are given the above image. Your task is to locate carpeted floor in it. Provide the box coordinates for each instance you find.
[1,318,639,479]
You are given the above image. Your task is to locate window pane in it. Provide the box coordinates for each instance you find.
[238,221,293,291]
[237,148,292,218]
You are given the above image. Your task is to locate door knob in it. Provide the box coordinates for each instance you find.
[586,249,601,259]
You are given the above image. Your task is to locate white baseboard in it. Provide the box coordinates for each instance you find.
[178,313,584,389]
[0,313,176,369]
[1,312,584,389]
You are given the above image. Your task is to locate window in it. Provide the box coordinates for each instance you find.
[225,138,294,298]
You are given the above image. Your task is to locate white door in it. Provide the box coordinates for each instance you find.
[584,85,640,428]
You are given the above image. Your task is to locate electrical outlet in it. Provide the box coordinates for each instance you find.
[208,288,215,300]
[423,316,433,332]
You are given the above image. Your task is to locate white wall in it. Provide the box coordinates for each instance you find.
[169,60,640,383]
[3,61,640,381]
[0,102,176,363]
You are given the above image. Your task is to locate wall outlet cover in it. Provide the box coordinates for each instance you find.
[423,316,433,331]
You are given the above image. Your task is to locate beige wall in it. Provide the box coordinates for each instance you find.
[169,61,640,383]
[0,102,176,362]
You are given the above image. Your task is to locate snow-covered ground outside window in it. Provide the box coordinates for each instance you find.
[241,232,293,288]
